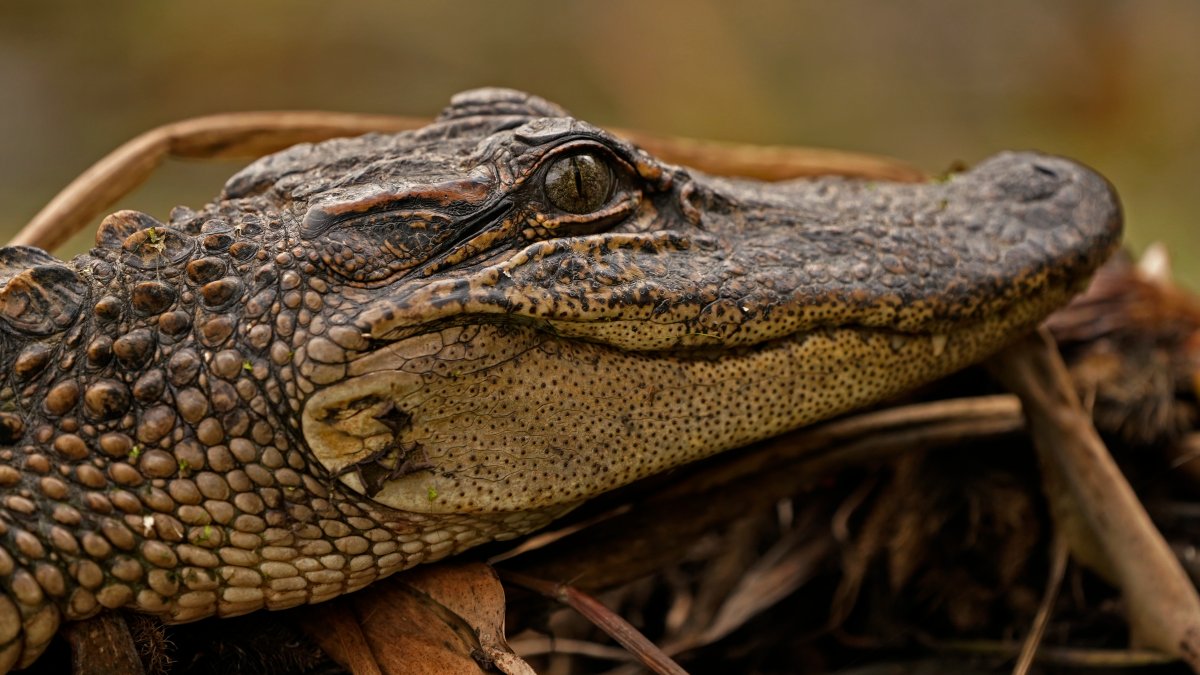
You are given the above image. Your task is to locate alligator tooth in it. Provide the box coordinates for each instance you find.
[931,333,948,357]
[890,335,907,352]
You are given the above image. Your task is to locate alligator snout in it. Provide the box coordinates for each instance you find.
[966,151,1121,267]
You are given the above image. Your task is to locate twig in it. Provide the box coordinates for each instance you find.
[935,639,1176,667]
[12,112,429,252]
[498,570,689,675]
[509,636,636,662]
[1012,534,1069,675]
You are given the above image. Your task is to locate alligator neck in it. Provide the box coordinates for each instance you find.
[0,216,544,668]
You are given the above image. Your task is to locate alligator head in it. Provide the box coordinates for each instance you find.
[0,89,1120,668]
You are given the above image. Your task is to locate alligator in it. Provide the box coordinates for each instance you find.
[0,88,1121,670]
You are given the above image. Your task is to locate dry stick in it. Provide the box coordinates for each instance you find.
[1012,534,1068,675]
[499,570,690,675]
[11,111,924,253]
[616,132,925,183]
[656,394,1023,501]
[988,329,1200,670]
[11,111,428,252]
[508,637,634,662]
[936,640,1174,667]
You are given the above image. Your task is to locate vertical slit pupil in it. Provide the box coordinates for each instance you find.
[572,156,585,200]
[544,152,614,214]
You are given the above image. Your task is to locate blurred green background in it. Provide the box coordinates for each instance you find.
[1,0,1196,286]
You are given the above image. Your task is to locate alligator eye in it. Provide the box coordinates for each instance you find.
[543,153,614,214]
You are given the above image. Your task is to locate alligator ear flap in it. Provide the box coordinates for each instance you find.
[0,245,60,277]
[0,247,87,336]
[438,88,569,122]
[96,210,164,250]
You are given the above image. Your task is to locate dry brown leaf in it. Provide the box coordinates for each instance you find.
[403,564,535,675]
[298,562,533,675]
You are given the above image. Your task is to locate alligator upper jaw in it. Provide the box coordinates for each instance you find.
[352,151,1122,352]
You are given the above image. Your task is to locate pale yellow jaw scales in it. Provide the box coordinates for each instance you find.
[303,284,1070,519]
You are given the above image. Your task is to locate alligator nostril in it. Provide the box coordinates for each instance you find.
[1032,163,1059,178]
[991,155,1066,202]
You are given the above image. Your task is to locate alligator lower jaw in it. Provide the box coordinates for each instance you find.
[302,279,1074,518]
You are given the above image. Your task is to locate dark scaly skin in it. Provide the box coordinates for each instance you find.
[0,89,1121,669]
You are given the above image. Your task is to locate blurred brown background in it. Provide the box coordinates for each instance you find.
[1,0,1196,286]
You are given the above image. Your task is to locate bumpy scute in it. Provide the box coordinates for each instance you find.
[0,88,1120,669]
